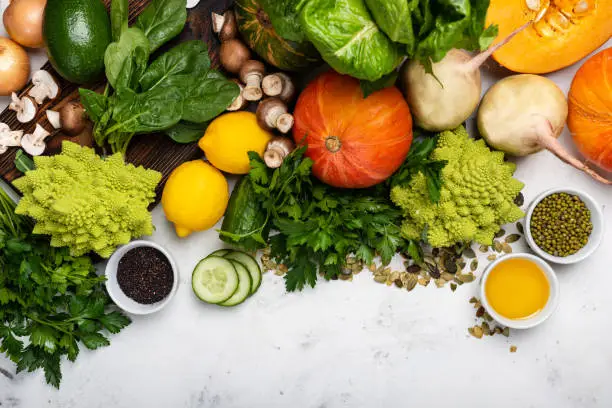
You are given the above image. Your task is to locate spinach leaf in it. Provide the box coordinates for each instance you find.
[111,87,184,134]
[104,28,150,89]
[181,75,240,124]
[110,0,129,42]
[135,0,187,53]
[139,40,210,91]
[165,121,208,144]
[115,46,149,92]
[79,89,108,123]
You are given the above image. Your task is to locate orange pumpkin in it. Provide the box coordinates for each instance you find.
[568,47,612,171]
[293,71,413,188]
[486,0,612,73]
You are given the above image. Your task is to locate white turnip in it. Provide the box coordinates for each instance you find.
[400,23,528,132]
[478,74,611,185]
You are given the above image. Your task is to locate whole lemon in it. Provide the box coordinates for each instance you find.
[198,111,273,174]
[162,160,229,238]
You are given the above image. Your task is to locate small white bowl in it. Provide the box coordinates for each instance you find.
[480,253,560,330]
[524,188,604,264]
[105,240,179,315]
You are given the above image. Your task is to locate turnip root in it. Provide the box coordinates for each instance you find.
[400,23,528,132]
[478,74,611,185]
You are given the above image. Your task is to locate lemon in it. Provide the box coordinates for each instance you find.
[162,160,229,238]
[198,111,273,174]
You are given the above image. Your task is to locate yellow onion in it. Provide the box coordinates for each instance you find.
[3,0,47,48]
[0,37,31,95]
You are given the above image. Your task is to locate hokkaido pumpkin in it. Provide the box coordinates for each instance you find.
[568,47,612,171]
[486,0,612,73]
[293,71,413,189]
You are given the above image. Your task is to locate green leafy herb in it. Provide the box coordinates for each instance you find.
[389,136,447,203]
[13,149,35,173]
[0,188,130,388]
[220,148,407,292]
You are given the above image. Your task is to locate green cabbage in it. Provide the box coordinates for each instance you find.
[298,0,403,81]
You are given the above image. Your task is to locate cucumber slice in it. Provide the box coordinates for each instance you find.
[219,260,252,307]
[208,249,231,257]
[224,251,262,295]
[192,256,239,304]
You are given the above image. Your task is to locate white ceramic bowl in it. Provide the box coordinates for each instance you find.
[480,253,560,330]
[105,240,179,315]
[524,188,604,265]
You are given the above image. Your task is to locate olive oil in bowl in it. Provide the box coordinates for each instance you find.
[480,254,559,329]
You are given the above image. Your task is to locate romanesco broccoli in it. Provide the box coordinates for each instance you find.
[13,142,161,258]
[391,126,525,248]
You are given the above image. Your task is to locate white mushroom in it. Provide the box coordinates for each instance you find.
[28,70,59,104]
[0,123,24,154]
[46,110,61,129]
[9,93,36,123]
[21,124,50,156]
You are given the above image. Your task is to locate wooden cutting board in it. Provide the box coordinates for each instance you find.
[0,0,233,200]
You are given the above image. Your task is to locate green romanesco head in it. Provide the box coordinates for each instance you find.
[13,141,161,258]
[391,126,525,248]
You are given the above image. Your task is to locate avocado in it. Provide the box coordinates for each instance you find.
[43,0,112,84]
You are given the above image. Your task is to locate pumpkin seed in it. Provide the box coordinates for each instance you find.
[369,264,377,272]
[493,241,503,253]
[470,259,478,272]
[469,297,478,304]
[482,322,491,336]
[484,312,493,322]
[458,273,475,283]
[476,306,485,317]
[450,283,457,292]
[494,327,503,335]
[495,229,505,239]
[339,274,352,281]
[502,243,513,254]
[479,245,489,253]
[502,327,510,337]
[374,275,387,284]
[405,274,418,291]
[428,264,441,279]
[394,278,403,288]
[516,222,524,235]
[463,247,476,259]
[441,272,455,282]
[510,345,517,353]
[505,234,521,244]
[487,254,497,262]
[434,278,446,288]
[457,259,466,271]
[417,277,430,287]
[443,258,457,274]
[514,192,524,207]
[389,271,400,282]
[469,326,484,339]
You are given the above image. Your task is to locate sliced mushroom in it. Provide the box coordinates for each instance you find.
[264,136,296,168]
[46,110,61,129]
[21,124,51,156]
[239,60,265,102]
[9,93,37,123]
[28,70,59,105]
[256,97,294,134]
[212,10,238,42]
[227,79,248,112]
[262,73,296,104]
[0,123,24,154]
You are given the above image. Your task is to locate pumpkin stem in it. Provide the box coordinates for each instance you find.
[325,136,342,153]
[465,21,531,73]
[536,120,612,185]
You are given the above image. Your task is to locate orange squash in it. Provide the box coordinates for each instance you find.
[568,47,612,171]
[293,71,413,189]
[486,0,612,73]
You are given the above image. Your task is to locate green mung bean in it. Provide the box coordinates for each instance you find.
[530,193,592,257]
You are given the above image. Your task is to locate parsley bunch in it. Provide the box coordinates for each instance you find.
[229,148,406,291]
[0,187,130,388]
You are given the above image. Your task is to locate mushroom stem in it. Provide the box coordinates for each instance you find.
[240,60,265,101]
[262,73,296,104]
[211,11,238,42]
[256,97,295,133]
[227,80,247,111]
[264,136,296,168]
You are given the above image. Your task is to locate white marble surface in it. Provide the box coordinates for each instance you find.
[1,5,611,406]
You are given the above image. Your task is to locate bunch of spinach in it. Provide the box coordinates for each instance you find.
[0,187,130,388]
[79,0,239,153]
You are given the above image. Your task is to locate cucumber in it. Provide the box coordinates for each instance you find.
[208,249,232,257]
[43,0,112,84]
[220,177,268,250]
[219,261,252,307]
[192,257,239,304]
[224,251,262,295]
